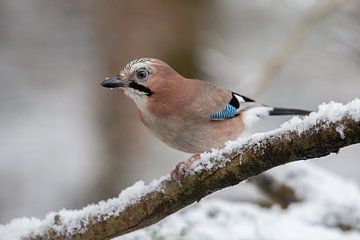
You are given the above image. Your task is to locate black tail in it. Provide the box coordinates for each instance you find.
[269,107,311,116]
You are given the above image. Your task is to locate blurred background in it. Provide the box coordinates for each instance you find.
[0,0,359,224]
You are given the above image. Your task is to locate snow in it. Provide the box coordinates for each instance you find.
[0,218,42,240]
[269,162,360,231]
[336,125,346,139]
[0,176,169,239]
[117,163,360,240]
[0,99,359,239]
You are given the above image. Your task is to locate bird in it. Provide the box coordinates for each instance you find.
[101,58,311,181]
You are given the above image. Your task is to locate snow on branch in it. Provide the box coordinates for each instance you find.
[122,163,360,240]
[1,99,360,240]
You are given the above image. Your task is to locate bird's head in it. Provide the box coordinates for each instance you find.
[101,58,180,107]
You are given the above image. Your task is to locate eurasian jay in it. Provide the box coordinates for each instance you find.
[101,58,310,180]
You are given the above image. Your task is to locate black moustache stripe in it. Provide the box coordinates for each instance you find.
[129,82,153,96]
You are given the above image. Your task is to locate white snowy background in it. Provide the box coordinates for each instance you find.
[0,0,359,239]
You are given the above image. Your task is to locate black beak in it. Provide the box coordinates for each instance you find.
[101,76,131,88]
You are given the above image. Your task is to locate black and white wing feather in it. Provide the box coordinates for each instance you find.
[209,92,256,120]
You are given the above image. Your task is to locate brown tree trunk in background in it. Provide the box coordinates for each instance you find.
[85,0,213,202]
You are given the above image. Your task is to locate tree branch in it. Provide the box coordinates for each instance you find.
[249,173,302,208]
[3,100,360,240]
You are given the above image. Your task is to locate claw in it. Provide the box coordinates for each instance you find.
[171,154,200,182]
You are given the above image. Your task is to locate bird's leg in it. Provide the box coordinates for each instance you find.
[171,154,201,182]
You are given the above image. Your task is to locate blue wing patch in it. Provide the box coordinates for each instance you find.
[209,92,254,120]
[210,104,238,119]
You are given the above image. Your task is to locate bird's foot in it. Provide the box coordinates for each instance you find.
[171,154,200,182]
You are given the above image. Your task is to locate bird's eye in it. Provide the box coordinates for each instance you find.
[136,69,148,80]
